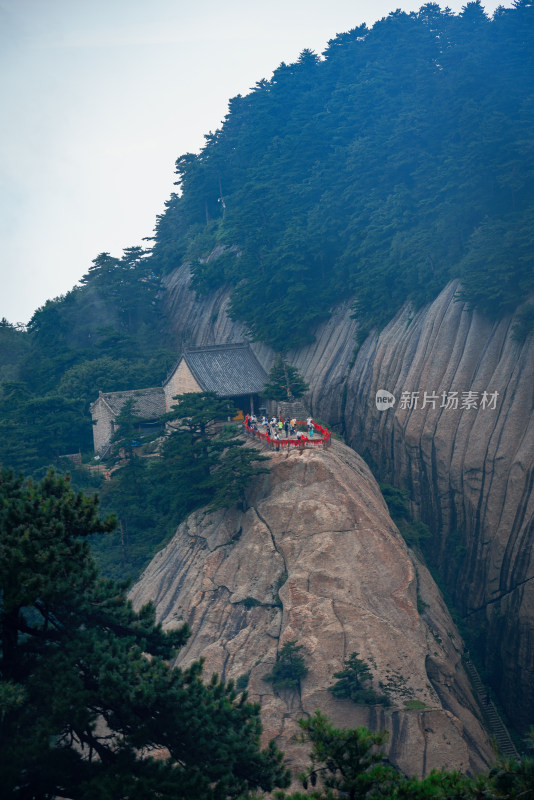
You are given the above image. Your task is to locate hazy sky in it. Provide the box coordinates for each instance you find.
[0,0,512,324]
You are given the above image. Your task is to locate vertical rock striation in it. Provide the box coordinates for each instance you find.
[294,282,534,730]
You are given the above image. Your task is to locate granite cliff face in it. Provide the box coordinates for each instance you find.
[294,283,534,732]
[161,262,533,728]
[131,440,492,778]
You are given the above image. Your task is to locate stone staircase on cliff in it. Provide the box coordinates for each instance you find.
[463,656,519,759]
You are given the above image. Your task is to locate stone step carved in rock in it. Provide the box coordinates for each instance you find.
[463,657,519,759]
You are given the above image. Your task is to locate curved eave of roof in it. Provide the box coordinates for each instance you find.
[181,343,267,397]
[90,388,165,419]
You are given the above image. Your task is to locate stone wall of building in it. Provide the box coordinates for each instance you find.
[90,395,116,454]
[163,359,202,411]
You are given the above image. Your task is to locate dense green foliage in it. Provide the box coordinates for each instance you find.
[0,469,290,799]
[329,652,390,706]
[0,382,91,475]
[150,2,534,349]
[90,393,269,581]
[274,712,534,799]
[0,320,29,383]
[0,247,174,476]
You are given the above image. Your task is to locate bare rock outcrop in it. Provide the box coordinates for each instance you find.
[131,440,493,779]
[161,264,533,727]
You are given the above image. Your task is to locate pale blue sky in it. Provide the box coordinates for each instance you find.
[0,0,511,324]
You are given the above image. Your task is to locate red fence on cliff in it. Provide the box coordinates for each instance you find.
[243,417,331,450]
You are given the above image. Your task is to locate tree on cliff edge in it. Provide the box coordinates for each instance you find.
[165,392,269,511]
[0,468,289,799]
[262,356,309,402]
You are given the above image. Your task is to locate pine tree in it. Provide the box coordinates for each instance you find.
[0,468,289,799]
[263,641,309,693]
[207,426,269,511]
[329,652,390,706]
[283,711,394,800]
[262,356,309,401]
[167,392,268,511]
[111,396,143,459]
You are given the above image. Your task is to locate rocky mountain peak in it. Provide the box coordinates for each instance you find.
[131,438,493,779]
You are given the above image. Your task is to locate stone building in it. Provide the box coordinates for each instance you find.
[89,387,166,455]
[90,342,268,454]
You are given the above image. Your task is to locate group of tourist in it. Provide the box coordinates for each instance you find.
[245,413,316,442]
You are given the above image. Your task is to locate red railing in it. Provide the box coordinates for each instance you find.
[243,417,331,450]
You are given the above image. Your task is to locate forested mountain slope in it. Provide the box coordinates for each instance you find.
[0,248,175,473]
[151,1,534,349]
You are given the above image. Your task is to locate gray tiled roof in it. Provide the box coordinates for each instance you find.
[100,388,166,419]
[183,343,267,396]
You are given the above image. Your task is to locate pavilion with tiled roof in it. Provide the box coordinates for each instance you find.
[90,342,268,454]
[163,343,267,405]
